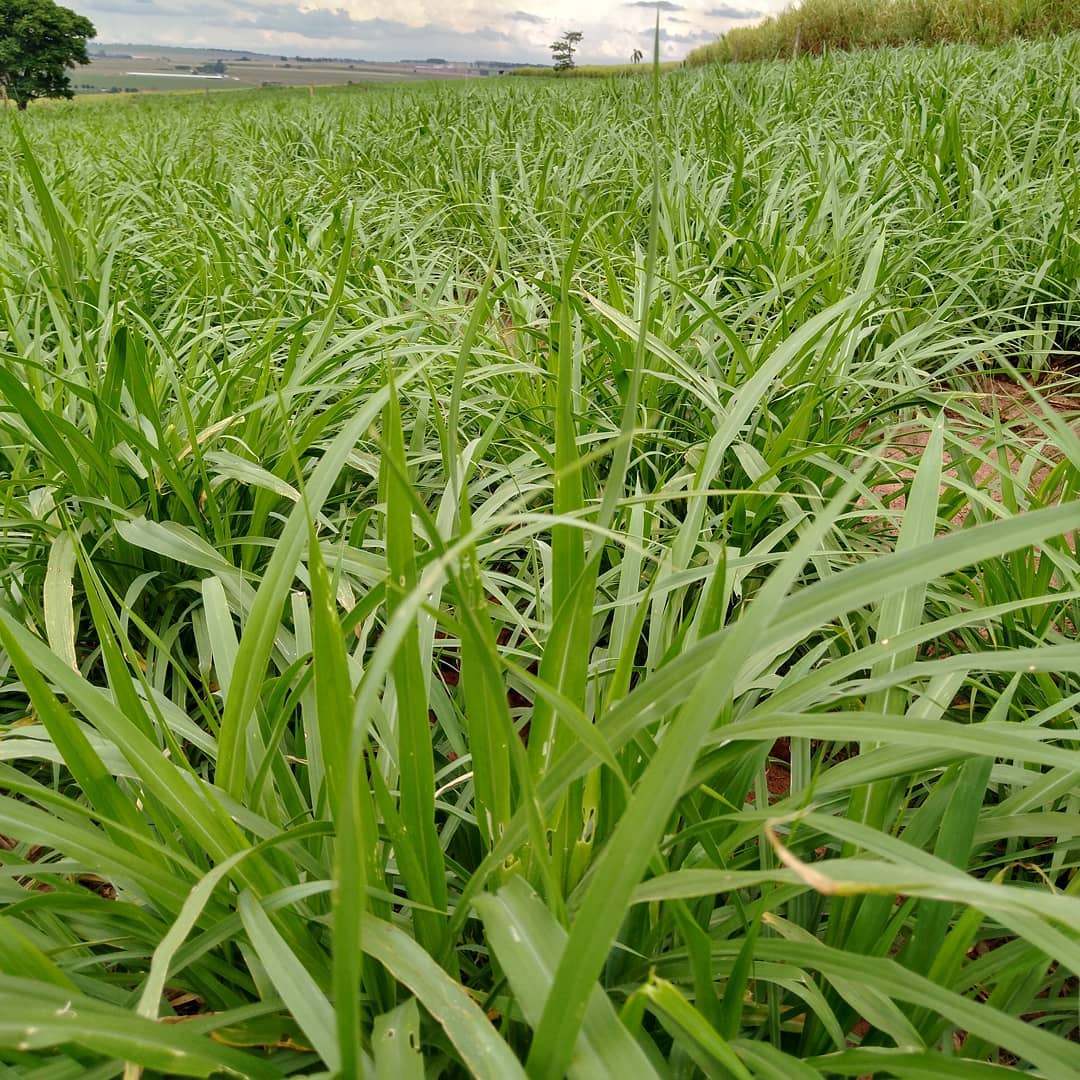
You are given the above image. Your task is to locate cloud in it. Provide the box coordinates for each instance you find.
[108,3,517,48]
[82,0,759,64]
[85,0,222,13]
[704,6,762,18]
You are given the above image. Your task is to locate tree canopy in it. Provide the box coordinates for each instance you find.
[0,0,96,109]
[550,30,582,72]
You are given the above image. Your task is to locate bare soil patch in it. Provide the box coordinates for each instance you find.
[857,374,1080,546]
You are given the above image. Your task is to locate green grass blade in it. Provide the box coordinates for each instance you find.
[363,917,527,1080]
[217,385,400,799]
[43,530,77,672]
[381,374,448,949]
[237,890,340,1072]
[0,977,281,1078]
[474,877,659,1079]
[307,527,373,1076]
[373,998,424,1080]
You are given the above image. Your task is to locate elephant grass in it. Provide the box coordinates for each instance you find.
[0,34,1078,1077]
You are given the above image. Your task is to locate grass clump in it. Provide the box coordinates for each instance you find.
[687,0,1080,64]
[0,33,1077,1078]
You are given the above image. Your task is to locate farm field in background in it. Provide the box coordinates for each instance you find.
[0,33,1078,1077]
[74,44,492,96]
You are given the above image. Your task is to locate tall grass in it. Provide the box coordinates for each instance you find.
[687,0,1080,64]
[0,34,1077,1077]
[510,62,683,78]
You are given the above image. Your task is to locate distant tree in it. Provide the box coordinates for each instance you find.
[0,0,96,110]
[631,48,643,64]
[196,59,226,74]
[550,30,582,71]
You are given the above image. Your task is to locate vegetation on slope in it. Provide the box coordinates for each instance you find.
[0,34,1077,1077]
[686,0,1080,64]
[510,61,682,77]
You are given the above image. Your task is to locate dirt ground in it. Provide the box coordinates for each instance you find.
[859,372,1080,539]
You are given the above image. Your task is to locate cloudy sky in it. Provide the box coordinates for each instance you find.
[79,1,790,64]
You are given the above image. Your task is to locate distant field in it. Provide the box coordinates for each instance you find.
[76,48,490,96]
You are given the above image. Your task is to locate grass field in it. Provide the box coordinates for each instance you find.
[0,32,1078,1077]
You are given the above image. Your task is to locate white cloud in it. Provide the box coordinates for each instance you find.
[78,0,788,63]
